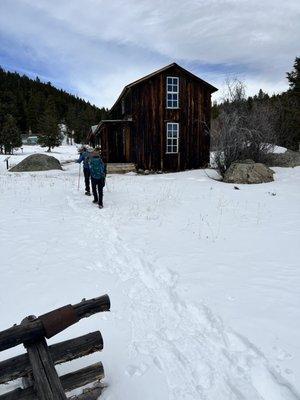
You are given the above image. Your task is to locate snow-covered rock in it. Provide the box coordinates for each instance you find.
[224,161,274,184]
[10,154,62,172]
[266,149,300,168]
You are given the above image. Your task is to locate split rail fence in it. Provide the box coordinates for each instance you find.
[0,294,110,400]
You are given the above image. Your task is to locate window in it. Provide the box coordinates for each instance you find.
[166,123,179,154]
[166,77,179,108]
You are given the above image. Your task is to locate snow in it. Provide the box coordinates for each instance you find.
[210,145,288,167]
[0,144,78,168]
[273,145,287,154]
[0,145,300,399]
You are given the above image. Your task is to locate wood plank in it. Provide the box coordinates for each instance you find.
[36,339,67,399]
[0,294,110,352]
[49,331,103,366]
[61,363,104,393]
[160,74,164,171]
[72,294,110,320]
[0,320,44,353]
[0,331,103,384]
[0,387,34,400]
[25,338,66,400]
[67,385,103,400]
[0,363,104,400]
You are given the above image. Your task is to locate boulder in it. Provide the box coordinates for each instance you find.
[224,162,274,184]
[265,150,300,168]
[10,154,62,172]
[235,159,255,164]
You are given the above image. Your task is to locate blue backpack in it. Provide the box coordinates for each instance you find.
[89,156,106,179]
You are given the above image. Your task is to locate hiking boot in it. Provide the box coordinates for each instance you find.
[85,191,91,196]
[99,204,103,209]
[92,199,98,204]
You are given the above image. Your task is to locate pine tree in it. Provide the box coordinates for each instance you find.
[287,57,300,94]
[285,57,300,149]
[0,66,107,139]
[0,114,22,154]
[65,104,77,143]
[26,94,39,133]
[256,89,269,101]
[38,98,62,152]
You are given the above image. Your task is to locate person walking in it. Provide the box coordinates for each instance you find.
[76,146,91,196]
[89,147,106,208]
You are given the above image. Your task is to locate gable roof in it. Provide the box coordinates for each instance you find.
[111,62,218,111]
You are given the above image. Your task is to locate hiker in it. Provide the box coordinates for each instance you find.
[76,146,91,196]
[89,147,107,208]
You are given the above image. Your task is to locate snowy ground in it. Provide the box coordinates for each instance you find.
[0,144,78,167]
[0,146,299,399]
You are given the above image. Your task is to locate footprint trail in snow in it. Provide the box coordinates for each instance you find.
[67,194,300,400]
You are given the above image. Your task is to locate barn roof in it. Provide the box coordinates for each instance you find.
[111,62,218,111]
[94,119,132,135]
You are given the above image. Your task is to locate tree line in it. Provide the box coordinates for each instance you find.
[1,58,299,157]
[0,67,108,153]
[211,57,300,175]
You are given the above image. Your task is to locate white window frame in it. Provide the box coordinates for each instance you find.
[166,122,179,154]
[166,76,179,109]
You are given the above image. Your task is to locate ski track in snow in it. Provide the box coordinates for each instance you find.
[67,188,300,400]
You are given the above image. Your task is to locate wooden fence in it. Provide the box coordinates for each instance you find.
[0,294,110,400]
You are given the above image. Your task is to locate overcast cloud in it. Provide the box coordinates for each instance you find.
[0,0,299,107]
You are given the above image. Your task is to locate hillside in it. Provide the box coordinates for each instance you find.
[0,67,108,142]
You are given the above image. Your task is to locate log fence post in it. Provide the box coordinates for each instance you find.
[21,317,67,400]
[0,294,110,400]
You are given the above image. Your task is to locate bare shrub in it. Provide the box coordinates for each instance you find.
[212,79,278,176]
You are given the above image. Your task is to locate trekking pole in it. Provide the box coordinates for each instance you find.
[77,163,81,190]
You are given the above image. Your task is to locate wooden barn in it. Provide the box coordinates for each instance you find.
[91,63,217,171]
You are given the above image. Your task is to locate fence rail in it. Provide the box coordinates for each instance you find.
[0,294,110,400]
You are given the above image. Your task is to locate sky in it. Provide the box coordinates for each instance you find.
[0,0,299,108]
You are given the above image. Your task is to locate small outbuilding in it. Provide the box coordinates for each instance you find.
[91,63,217,172]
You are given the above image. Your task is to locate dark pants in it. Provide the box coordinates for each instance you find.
[84,168,91,193]
[91,177,105,206]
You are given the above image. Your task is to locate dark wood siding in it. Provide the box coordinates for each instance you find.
[106,65,214,171]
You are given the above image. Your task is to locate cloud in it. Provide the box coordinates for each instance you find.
[0,0,299,106]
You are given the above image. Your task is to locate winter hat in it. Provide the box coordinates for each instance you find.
[78,146,87,153]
